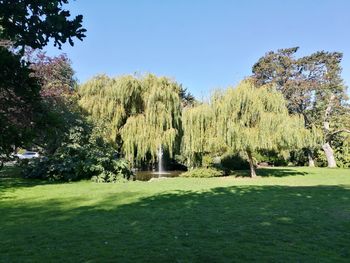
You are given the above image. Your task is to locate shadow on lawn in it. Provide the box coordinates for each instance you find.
[0,166,67,196]
[1,184,350,262]
[229,167,308,178]
[257,167,308,177]
[0,166,308,195]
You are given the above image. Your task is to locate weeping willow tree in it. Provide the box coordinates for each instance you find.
[182,80,313,177]
[182,100,228,167]
[78,74,182,166]
[182,103,214,167]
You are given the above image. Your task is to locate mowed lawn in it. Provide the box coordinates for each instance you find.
[1,167,350,262]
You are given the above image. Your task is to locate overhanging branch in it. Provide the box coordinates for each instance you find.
[331,129,350,137]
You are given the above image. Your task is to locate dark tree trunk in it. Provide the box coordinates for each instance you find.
[247,150,257,178]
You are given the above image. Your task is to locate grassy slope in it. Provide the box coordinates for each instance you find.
[1,167,350,262]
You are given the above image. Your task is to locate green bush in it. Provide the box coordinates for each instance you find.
[22,145,132,182]
[202,155,215,168]
[91,160,131,183]
[314,149,327,167]
[254,150,289,166]
[289,149,306,166]
[22,123,133,182]
[220,153,249,171]
[334,135,350,168]
[180,168,224,178]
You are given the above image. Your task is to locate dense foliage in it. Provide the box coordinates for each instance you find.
[220,153,250,171]
[79,74,183,166]
[252,47,350,167]
[1,1,348,180]
[0,0,86,50]
[22,121,132,182]
[0,47,41,164]
[0,0,85,167]
[27,49,76,97]
[25,49,80,154]
[182,81,312,177]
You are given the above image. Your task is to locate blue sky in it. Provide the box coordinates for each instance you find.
[45,0,350,99]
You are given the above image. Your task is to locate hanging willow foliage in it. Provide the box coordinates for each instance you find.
[182,80,314,176]
[182,103,213,166]
[78,74,182,165]
[214,81,309,152]
[181,102,229,167]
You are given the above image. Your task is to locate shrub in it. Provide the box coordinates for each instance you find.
[254,150,289,166]
[334,135,350,168]
[22,146,132,182]
[202,155,215,168]
[289,149,309,166]
[21,123,133,182]
[220,153,249,171]
[180,167,224,178]
[91,160,131,183]
[314,149,327,167]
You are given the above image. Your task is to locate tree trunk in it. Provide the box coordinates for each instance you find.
[322,93,337,168]
[322,142,337,168]
[307,150,315,167]
[247,150,257,178]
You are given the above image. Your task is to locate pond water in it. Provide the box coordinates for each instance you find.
[134,171,183,181]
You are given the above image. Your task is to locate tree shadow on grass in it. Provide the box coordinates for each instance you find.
[1,184,350,262]
[229,167,308,178]
[0,166,70,196]
[257,167,308,177]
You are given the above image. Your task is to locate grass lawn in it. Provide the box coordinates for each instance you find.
[1,166,350,262]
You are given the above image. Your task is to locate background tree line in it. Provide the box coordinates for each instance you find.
[76,47,350,176]
[1,1,349,181]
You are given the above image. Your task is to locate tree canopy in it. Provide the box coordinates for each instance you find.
[26,49,76,98]
[78,74,182,166]
[252,47,349,167]
[182,81,311,177]
[0,0,86,50]
[0,47,41,160]
[0,0,85,164]
[26,49,81,154]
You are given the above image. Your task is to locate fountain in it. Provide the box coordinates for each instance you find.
[157,145,164,177]
[156,145,171,177]
[134,145,182,181]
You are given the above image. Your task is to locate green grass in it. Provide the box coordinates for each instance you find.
[1,166,350,262]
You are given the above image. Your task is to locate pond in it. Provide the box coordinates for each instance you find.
[134,171,183,181]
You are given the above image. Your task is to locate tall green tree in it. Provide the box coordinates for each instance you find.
[26,49,80,154]
[182,103,218,167]
[0,47,41,163]
[252,47,349,167]
[0,0,85,162]
[182,81,310,177]
[78,74,182,166]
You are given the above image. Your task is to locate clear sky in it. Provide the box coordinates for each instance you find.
[44,0,350,99]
